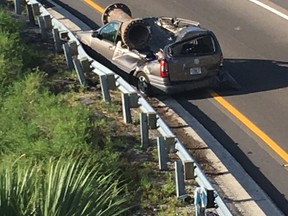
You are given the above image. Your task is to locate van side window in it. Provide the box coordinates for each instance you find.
[99,22,121,43]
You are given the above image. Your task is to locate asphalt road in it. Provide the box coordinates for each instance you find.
[52,0,288,214]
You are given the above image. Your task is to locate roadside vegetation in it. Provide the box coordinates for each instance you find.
[0,6,193,215]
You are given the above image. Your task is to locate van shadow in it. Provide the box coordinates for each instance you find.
[219,58,288,96]
[178,58,288,99]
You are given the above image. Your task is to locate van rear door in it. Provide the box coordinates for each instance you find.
[164,34,222,82]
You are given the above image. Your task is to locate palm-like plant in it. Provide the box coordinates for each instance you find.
[0,154,131,216]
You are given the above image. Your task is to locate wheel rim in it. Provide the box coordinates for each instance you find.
[138,75,148,93]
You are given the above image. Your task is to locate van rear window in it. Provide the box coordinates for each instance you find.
[171,35,215,56]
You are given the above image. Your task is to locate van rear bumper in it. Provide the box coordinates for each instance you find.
[149,74,220,94]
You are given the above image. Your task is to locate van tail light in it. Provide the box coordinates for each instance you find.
[160,59,169,78]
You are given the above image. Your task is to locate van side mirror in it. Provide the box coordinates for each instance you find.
[92,31,102,39]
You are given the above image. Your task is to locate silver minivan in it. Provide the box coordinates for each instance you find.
[78,4,223,95]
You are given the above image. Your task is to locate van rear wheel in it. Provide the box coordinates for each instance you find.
[136,72,151,95]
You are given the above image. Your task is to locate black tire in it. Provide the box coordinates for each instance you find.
[136,72,151,95]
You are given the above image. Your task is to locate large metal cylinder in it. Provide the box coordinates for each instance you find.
[101,3,151,50]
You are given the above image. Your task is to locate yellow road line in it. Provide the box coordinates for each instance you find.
[83,0,104,13]
[209,90,288,163]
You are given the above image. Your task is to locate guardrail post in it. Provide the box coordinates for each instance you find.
[107,74,117,90]
[165,136,176,153]
[38,15,52,40]
[128,92,139,108]
[80,57,92,73]
[68,41,78,56]
[140,112,149,149]
[122,93,132,123]
[62,43,74,70]
[157,136,168,170]
[31,3,41,19]
[184,160,195,180]
[194,187,207,216]
[73,58,87,86]
[63,41,77,71]
[100,75,111,102]
[14,0,22,15]
[43,14,52,30]
[37,16,48,40]
[52,28,62,53]
[175,160,186,198]
[206,189,217,208]
[26,3,35,24]
[147,112,157,129]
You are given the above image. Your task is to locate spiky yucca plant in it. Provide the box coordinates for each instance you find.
[0,155,131,216]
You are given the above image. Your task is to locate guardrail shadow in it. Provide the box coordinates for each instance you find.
[41,0,100,29]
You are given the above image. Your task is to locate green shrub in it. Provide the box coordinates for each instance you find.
[0,7,22,34]
[0,73,92,159]
[0,8,40,90]
[0,32,24,87]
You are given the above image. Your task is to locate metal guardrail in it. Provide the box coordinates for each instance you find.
[10,0,233,215]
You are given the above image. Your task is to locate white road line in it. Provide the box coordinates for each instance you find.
[249,0,288,21]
